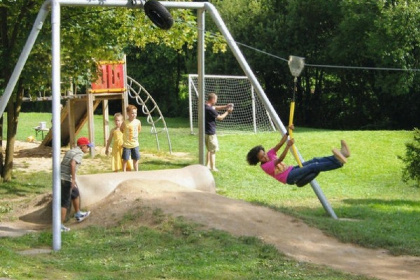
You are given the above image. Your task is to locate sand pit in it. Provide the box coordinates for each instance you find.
[1,141,420,280]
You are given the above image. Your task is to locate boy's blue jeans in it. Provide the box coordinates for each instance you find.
[286,156,343,185]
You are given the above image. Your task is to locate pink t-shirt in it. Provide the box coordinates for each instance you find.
[260,148,293,184]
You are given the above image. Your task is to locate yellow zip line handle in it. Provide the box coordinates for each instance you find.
[288,101,303,167]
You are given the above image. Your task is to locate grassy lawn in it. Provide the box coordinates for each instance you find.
[0,112,419,279]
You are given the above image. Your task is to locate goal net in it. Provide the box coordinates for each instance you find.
[188,74,275,134]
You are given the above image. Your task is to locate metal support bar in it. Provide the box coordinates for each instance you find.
[197,9,205,165]
[200,3,338,219]
[51,0,62,251]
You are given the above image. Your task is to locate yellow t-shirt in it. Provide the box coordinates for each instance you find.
[122,119,141,149]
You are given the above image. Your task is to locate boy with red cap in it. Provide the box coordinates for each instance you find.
[60,137,92,232]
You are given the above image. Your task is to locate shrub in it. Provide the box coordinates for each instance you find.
[399,128,420,187]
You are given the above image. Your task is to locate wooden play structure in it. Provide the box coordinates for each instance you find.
[41,60,128,149]
[41,59,172,154]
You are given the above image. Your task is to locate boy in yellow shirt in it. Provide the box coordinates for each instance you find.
[121,105,142,171]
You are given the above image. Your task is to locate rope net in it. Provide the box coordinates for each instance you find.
[188,74,275,134]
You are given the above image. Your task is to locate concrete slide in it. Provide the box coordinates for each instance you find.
[76,164,216,208]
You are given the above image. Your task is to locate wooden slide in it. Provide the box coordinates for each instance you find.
[41,98,100,147]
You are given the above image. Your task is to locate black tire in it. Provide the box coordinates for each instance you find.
[144,0,174,30]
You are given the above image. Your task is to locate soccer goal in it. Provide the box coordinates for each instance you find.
[188,74,275,134]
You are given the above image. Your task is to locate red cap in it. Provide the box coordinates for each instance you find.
[77,137,93,147]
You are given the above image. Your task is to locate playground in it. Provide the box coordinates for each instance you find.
[1,136,420,280]
[0,1,419,279]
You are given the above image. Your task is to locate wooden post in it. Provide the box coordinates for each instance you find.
[68,100,75,148]
[87,92,95,157]
[103,99,109,147]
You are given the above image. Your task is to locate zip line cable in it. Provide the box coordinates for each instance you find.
[59,9,420,72]
[197,24,420,72]
[235,41,420,72]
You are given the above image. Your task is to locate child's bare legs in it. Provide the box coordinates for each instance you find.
[205,135,219,171]
[61,207,67,223]
[72,195,80,213]
[122,160,128,172]
[332,140,351,164]
[133,160,139,171]
[206,151,211,169]
[207,151,218,172]
[340,140,350,158]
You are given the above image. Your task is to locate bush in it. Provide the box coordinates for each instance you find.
[399,128,420,187]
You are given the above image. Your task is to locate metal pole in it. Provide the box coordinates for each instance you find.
[188,75,194,135]
[203,3,338,219]
[251,88,257,133]
[197,8,205,165]
[57,0,143,8]
[51,0,62,250]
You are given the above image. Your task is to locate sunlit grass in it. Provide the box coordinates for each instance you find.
[0,113,419,279]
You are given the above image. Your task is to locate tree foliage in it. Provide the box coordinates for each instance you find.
[209,0,419,130]
[399,128,420,187]
[1,0,419,180]
[0,0,226,181]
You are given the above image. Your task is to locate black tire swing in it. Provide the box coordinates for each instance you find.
[287,56,319,187]
[144,0,174,30]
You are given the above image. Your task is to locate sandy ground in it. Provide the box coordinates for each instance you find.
[1,141,420,280]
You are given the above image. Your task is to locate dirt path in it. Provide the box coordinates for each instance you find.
[88,181,419,280]
[1,142,420,280]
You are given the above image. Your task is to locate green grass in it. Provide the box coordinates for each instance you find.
[0,213,370,280]
[214,130,420,256]
[1,112,419,279]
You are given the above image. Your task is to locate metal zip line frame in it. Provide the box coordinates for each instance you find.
[0,0,337,251]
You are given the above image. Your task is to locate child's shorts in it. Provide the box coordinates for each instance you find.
[205,134,219,153]
[61,181,80,208]
[61,180,72,208]
[122,146,141,161]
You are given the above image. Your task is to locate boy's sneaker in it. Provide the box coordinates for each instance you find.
[61,225,71,232]
[75,211,91,223]
[340,140,351,158]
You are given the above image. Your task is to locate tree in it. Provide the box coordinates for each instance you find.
[1,0,42,181]
[210,0,420,129]
[0,1,225,181]
[399,128,420,187]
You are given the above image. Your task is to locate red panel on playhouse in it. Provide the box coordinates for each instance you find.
[90,64,108,91]
[90,61,125,93]
[106,64,124,91]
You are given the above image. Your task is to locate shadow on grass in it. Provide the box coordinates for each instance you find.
[0,180,40,197]
[342,198,419,208]
[0,172,51,197]
[141,160,192,170]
